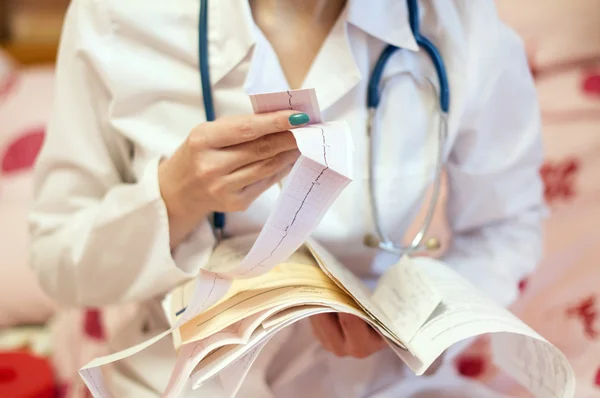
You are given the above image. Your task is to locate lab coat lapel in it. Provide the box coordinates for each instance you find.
[207,0,256,87]
[347,0,418,52]
[243,7,363,111]
[243,27,291,95]
[301,10,362,113]
[302,0,420,113]
[346,0,420,80]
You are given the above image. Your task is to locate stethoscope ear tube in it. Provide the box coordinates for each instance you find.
[365,100,448,256]
[364,0,450,256]
[199,0,226,236]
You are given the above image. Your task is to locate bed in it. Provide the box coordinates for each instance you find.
[1,1,599,396]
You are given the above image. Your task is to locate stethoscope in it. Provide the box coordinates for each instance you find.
[198,0,449,256]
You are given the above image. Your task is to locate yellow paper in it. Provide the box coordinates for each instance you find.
[174,243,360,345]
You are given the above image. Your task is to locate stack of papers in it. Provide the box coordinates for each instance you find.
[159,237,575,398]
[78,89,576,398]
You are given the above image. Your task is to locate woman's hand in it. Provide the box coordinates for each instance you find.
[310,312,446,372]
[158,110,310,247]
[310,313,387,358]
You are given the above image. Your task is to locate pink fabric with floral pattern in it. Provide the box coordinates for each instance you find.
[451,1,600,396]
[0,52,55,326]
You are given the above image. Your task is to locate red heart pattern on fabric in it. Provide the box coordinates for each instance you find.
[582,70,600,97]
[1,128,45,175]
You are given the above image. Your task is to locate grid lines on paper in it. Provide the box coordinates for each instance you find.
[270,158,341,232]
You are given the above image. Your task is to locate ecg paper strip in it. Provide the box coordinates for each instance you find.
[226,156,349,278]
[249,88,322,123]
[204,89,353,278]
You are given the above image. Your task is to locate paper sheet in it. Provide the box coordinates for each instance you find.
[178,245,360,344]
[249,89,322,123]
[212,307,335,398]
[163,318,260,397]
[79,270,231,398]
[78,89,354,397]
[384,256,575,397]
[371,255,443,343]
[491,333,576,398]
[163,245,366,396]
[261,305,334,329]
[306,238,408,345]
[216,339,271,398]
[165,305,295,397]
[189,305,336,392]
[170,238,318,322]
[307,242,575,396]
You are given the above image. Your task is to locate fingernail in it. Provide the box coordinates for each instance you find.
[289,113,310,126]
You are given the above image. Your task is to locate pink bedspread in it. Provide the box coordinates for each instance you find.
[0,53,55,327]
[452,1,600,396]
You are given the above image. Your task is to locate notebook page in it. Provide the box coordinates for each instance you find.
[389,256,575,397]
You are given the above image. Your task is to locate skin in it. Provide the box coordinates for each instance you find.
[249,0,347,89]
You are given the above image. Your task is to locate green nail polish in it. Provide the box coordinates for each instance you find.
[289,113,310,126]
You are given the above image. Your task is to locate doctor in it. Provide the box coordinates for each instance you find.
[30,0,544,397]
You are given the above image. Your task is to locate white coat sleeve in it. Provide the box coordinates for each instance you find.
[29,0,215,307]
[442,2,545,307]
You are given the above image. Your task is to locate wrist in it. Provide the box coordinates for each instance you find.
[158,159,211,248]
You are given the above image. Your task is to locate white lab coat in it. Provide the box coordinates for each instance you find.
[30,0,544,396]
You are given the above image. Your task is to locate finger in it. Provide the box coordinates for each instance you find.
[309,316,336,354]
[216,131,298,173]
[338,314,385,359]
[231,163,293,209]
[226,149,300,191]
[203,111,310,148]
[310,314,346,357]
[278,163,294,180]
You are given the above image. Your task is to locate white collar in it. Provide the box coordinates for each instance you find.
[207,0,419,108]
[210,0,419,53]
[346,0,419,52]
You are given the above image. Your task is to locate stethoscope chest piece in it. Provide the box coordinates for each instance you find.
[363,233,442,254]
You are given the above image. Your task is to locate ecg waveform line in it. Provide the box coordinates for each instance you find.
[319,127,329,168]
[175,273,224,319]
[242,126,331,275]
[86,369,103,398]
